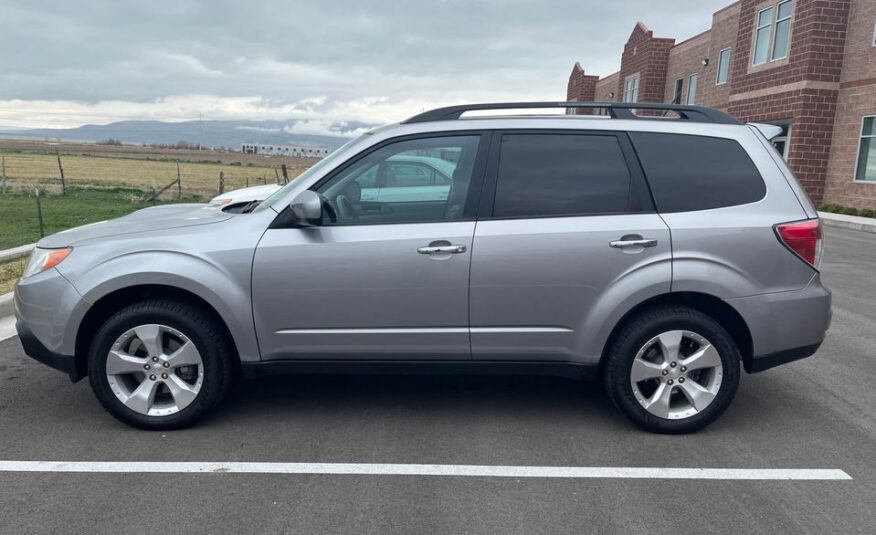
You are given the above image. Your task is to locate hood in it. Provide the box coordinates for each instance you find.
[38,203,233,247]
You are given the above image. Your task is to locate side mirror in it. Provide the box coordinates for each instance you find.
[288,190,324,226]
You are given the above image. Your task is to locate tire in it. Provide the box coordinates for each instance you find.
[87,298,234,430]
[602,305,740,434]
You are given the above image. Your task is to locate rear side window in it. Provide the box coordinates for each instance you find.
[630,132,766,213]
[493,134,633,218]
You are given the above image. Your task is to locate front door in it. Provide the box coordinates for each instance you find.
[252,133,489,360]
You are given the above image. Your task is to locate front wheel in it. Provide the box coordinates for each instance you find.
[87,299,234,430]
[602,306,740,434]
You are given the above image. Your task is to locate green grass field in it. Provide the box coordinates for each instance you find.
[0,187,203,250]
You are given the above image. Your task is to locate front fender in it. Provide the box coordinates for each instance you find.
[59,250,260,362]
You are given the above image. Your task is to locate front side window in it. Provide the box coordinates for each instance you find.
[716,48,731,84]
[493,134,633,218]
[317,135,480,224]
[686,73,699,105]
[856,116,876,182]
[623,76,639,103]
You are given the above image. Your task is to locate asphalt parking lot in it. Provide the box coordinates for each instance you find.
[1,226,874,534]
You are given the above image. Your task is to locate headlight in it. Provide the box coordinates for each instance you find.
[209,198,232,207]
[22,247,73,279]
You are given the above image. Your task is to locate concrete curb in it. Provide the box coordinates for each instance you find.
[0,243,35,263]
[0,292,13,318]
[819,212,876,234]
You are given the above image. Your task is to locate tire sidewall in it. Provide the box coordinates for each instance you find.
[607,309,741,433]
[87,301,225,429]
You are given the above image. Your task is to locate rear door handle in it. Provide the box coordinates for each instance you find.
[418,245,467,254]
[609,239,658,249]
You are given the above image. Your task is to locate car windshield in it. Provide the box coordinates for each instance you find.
[252,134,371,213]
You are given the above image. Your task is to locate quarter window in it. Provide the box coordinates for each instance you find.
[630,133,766,213]
[856,116,876,182]
[716,48,731,85]
[493,134,634,218]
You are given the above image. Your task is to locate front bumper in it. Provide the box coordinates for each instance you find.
[16,319,82,381]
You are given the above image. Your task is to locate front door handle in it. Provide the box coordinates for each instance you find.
[609,238,658,249]
[418,244,467,254]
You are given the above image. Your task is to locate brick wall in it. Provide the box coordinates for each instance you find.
[566,63,600,114]
[664,32,711,105]
[595,73,619,101]
[617,23,675,103]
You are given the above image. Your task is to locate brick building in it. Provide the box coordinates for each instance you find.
[566,0,876,208]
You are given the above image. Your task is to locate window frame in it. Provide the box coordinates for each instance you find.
[477,129,655,221]
[771,0,793,61]
[752,6,775,66]
[269,130,493,228]
[854,115,876,184]
[673,78,684,104]
[686,73,699,105]
[716,47,731,85]
[752,1,794,66]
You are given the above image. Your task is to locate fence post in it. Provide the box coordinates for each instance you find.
[274,167,280,184]
[218,171,225,194]
[246,177,250,188]
[56,151,66,194]
[281,164,289,184]
[263,175,266,185]
[176,162,182,199]
[35,188,45,238]
[1,155,6,194]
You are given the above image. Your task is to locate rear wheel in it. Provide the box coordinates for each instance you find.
[603,306,740,433]
[87,299,234,429]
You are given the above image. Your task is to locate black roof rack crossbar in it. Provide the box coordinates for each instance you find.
[402,101,740,125]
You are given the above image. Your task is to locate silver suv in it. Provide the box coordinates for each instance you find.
[13,102,831,433]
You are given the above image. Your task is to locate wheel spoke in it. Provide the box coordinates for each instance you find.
[678,380,716,412]
[133,325,164,357]
[123,379,160,414]
[657,331,683,364]
[166,340,201,368]
[682,343,722,371]
[644,382,673,418]
[165,375,198,409]
[631,358,665,382]
[105,350,146,375]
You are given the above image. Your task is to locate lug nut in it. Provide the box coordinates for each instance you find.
[163,362,170,368]
[680,366,687,372]
[149,374,156,381]
[661,370,669,376]
[152,357,159,363]
[667,379,674,385]
[144,364,151,371]
[670,361,677,368]
[161,373,169,379]
[678,377,685,383]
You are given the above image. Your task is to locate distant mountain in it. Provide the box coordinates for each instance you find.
[3,119,374,149]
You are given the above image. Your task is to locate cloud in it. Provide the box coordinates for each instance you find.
[0,0,732,129]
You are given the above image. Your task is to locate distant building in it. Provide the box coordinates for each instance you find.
[567,0,876,209]
[241,143,332,158]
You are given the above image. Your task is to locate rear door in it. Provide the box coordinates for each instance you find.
[469,130,672,362]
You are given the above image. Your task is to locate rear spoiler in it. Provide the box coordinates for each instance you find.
[749,123,784,141]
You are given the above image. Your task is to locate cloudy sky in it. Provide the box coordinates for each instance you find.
[0,0,729,135]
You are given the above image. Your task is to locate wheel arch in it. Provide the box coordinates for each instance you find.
[599,292,754,371]
[73,284,242,379]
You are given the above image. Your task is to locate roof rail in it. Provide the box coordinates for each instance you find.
[402,101,740,125]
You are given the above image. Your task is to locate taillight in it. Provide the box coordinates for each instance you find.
[775,219,823,269]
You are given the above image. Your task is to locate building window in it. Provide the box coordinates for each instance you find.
[753,1,793,65]
[767,121,792,160]
[686,73,698,105]
[623,75,639,103]
[716,48,731,85]
[673,78,684,104]
[856,116,876,182]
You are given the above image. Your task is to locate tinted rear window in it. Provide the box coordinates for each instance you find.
[493,134,632,218]
[630,132,766,213]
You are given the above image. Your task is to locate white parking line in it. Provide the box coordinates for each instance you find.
[0,315,17,342]
[0,461,852,480]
